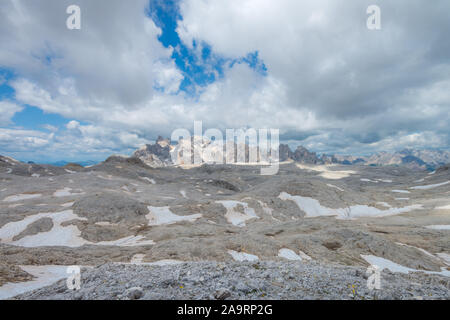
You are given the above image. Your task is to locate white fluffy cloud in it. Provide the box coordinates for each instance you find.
[177,0,450,150]
[0,0,449,161]
[0,101,23,125]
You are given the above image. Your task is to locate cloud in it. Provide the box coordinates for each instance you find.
[177,0,450,148]
[0,101,23,125]
[0,0,181,107]
[0,0,449,160]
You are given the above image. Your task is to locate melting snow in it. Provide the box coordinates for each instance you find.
[0,265,70,299]
[53,187,84,197]
[140,177,156,184]
[279,192,422,219]
[61,202,74,208]
[94,235,154,246]
[326,184,344,192]
[228,250,259,261]
[146,206,202,226]
[436,253,450,266]
[410,181,450,190]
[0,210,156,248]
[392,190,410,194]
[2,193,42,202]
[425,225,450,230]
[296,163,356,180]
[278,248,302,261]
[361,178,378,183]
[361,255,450,277]
[216,200,259,227]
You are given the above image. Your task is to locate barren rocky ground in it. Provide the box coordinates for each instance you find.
[0,154,449,299]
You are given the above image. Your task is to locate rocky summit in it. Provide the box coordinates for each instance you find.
[0,149,449,300]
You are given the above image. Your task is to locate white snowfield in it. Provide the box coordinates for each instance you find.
[227,250,259,262]
[295,163,356,180]
[0,210,156,248]
[53,187,84,197]
[216,200,259,227]
[2,193,42,202]
[361,255,450,277]
[436,204,450,210]
[410,181,450,190]
[146,206,202,226]
[391,190,410,194]
[360,178,378,183]
[278,248,311,261]
[0,265,70,300]
[425,225,450,230]
[0,210,87,246]
[279,192,422,219]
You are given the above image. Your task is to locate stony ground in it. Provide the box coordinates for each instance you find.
[13,261,450,300]
[1,155,449,299]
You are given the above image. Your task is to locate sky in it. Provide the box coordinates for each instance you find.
[0,0,449,163]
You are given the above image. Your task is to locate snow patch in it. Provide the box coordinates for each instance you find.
[410,181,450,190]
[391,190,410,194]
[279,192,422,219]
[216,200,259,227]
[361,178,378,183]
[0,265,71,299]
[2,193,42,202]
[228,250,259,262]
[94,235,154,246]
[361,255,450,277]
[278,248,302,261]
[146,206,202,226]
[326,184,344,192]
[296,164,356,180]
[140,177,156,184]
[53,187,84,197]
[425,225,450,230]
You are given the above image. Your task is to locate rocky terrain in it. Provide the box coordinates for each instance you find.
[0,147,449,299]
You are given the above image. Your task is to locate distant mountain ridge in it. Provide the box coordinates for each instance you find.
[1,140,448,171]
[322,149,450,171]
[132,137,449,171]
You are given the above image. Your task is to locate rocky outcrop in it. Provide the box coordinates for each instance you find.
[132,136,173,168]
[292,146,321,164]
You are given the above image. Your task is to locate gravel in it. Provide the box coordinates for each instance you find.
[12,261,450,300]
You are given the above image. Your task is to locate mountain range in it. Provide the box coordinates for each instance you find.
[132,136,449,171]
